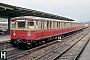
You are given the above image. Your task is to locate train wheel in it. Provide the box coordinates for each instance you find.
[35,41,39,47]
[26,41,33,49]
[26,44,32,49]
[12,40,17,47]
[38,41,42,46]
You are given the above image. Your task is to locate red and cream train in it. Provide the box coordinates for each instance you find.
[10,16,86,48]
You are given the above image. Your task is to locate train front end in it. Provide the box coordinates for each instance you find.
[10,17,35,48]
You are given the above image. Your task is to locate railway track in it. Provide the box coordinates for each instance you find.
[7,40,58,60]
[57,32,90,60]
[34,28,90,60]
[6,28,88,60]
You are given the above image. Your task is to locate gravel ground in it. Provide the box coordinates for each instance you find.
[17,33,81,60]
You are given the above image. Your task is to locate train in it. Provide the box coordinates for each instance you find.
[10,16,86,48]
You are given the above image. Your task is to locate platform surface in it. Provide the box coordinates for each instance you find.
[79,40,90,60]
[0,34,10,42]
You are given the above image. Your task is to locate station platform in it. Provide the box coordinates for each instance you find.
[0,34,10,42]
[79,40,90,60]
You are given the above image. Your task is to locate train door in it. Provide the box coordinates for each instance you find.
[41,21,44,37]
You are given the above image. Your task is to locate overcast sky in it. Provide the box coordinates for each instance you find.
[1,0,90,22]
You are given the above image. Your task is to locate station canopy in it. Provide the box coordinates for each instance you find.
[0,2,74,21]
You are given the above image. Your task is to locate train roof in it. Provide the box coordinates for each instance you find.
[11,16,80,23]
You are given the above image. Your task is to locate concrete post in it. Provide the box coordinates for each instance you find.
[7,17,11,34]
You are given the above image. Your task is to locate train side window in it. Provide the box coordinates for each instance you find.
[66,23,67,28]
[12,20,16,28]
[41,22,42,29]
[62,22,64,28]
[59,22,60,28]
[43,22,44,29]
[61,22,63,28]
[60,22,62,28]
[51,22,53,29]
[46,21,52,29]
[73,23,74,27]
[66,22,67,28]
[70,23,71,27]
[65,23,66,28]
[68,23,69,27]
[38,21,41,30]
[28,20,34,29]
[69,23,70,27]
[53,22,55,29]
[64,23,66,28]
[68,23,69,28]
[72,23,73,27]
[63,23,64,28]
[71,23,72,27]
[44,21,47,29]
[41,21,44,29]
[69,23,70,28]
[63,22,65,28]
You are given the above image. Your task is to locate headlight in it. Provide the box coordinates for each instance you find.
[13,30,16,36]
[13,33,16,36]
[27,31,31,36]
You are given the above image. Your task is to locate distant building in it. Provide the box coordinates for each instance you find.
[0,17,8,31]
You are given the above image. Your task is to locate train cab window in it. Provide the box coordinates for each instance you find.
[12,20,16,28]
[17,20,25,28]
[28,20,34,29]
